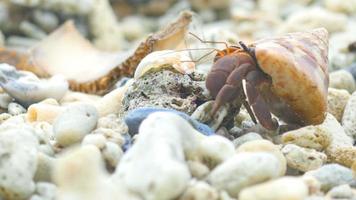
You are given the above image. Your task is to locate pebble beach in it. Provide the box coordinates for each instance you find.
[0,0,355,200]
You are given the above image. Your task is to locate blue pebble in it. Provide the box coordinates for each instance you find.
[124,107,215,136]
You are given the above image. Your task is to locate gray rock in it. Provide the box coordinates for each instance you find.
[54,103,98,147]
[0,124,39,200]
[19,21,47,40]
[8,102,26,115]
[306,164,354,192]
[122,69,208,115]
[32,10,59,32]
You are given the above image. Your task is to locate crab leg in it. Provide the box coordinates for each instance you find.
[245,70,278,130]
[211,63,253,115]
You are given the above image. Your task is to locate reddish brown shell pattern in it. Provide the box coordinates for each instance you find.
[252,28,329,125]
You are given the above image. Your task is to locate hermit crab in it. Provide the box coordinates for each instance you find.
[205,28,329,130]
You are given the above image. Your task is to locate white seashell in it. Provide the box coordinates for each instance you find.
[134,50,195,79]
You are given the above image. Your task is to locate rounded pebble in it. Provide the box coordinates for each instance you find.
[329,70,356,93]
[236,140,287,176]
[327,88,350,122]
[282,144,327,172]
[82,134,107,149]
[239,177,309,200]
[179,180,219,200]
[53,103,99,147]
[8,102,26,115]
[233,132,263,148]
[326,184,354,199]
[102,141,123,169]
[207,152,282,198]
[342,91,356,140]
[306,164,355,192]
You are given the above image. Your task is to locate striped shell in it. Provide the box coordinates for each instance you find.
[253,28,329,125]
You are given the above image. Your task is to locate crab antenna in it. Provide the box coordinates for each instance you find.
[181,48,218,63]
[189,32,229,49]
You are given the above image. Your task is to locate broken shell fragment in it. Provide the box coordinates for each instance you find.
[134,50,195,79]
[0,64,68,107]
[253,28,329,125]
[9,11,192,95]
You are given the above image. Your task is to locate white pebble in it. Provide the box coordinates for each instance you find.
[207,152,282,198]
[82,134,107,149]
[53,103,98,147]
[113,112,204,200]
[102,141,123,169]
[0,125,38,200]
[239,177,309,200]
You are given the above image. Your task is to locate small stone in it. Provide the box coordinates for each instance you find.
[329,32,356,70]
[34,182,57,200]
[34,152,55,182]
[54,103,99,147]
[179,180,219,200]
[0,30,4,46]
[8,102,26,115]
[82,134,107,149]
[0,93,13,109]
[19,20,47,40]
[329,70,356,93]
[92,128,125,147]
[282,144,327,172]
[326,184,354,199]
[0,124,38,200]
[239,177,309,200]
[325,0,356,14]
[0,64,68,107]
[32,10,59,32]
[207,152,282,198]
[283,113,354,167]
[192,135,235,169]
[236,140,287,176]
[232,132,263,148]
[124,107,214,136]
[53,146,127,200]
[353,161,356,177]
[282,113,351,150]
[342,91,356,140]
[187,160,210,179]
[306,164,354,192]
[327,88,350,121]
[279,7,347,33]
[102,141,123,169]
[0,113,11,124]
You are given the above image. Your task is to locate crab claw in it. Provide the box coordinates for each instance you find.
[245,70,278,130]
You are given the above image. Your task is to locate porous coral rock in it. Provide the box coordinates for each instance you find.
[282,144,327,172]
[0,124,38,200]
[327,88,350,122]
[207,152,282,198]
[122,68,208,114]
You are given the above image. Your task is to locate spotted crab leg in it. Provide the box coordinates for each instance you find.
[211,63,253,115]
[245,70,278,130]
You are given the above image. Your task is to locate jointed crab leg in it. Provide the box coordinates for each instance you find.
[210,61,254,115]
[245,70,278,130]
